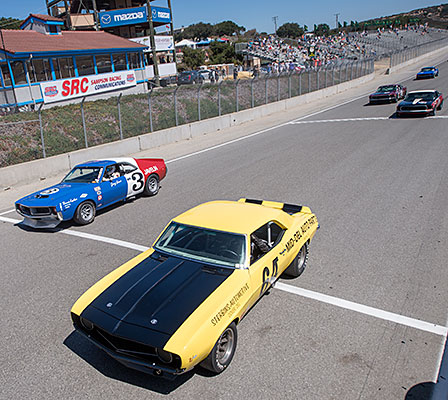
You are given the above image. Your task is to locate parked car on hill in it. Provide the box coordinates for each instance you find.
[177,70,204,85]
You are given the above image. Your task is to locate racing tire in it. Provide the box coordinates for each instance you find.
[437,101,443,111]
[143,174,160,196]
[283,242,308,278]
[430,108,436,116]
[73,201,96,225]
[200,322,237,374]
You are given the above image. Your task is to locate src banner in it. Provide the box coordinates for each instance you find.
[40,71,137,104]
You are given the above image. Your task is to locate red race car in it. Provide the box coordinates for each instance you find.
[369,84,407,104]
[396,90,444,117]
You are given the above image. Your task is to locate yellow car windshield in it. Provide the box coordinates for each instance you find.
[154,222,246,268]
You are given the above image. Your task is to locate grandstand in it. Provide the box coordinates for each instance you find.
[240,26,448,69]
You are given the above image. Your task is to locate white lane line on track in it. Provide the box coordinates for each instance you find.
[290,117,389,124]
[289,116,448,124]
[165,64,447,165]
[2,215,446,337]
[166,93,371,165]
[275,282,448,337]
[0,209,15,216]
[0,215,150,252]
[61,230,150,252]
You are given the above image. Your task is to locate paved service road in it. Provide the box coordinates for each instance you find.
[1,55,448,400]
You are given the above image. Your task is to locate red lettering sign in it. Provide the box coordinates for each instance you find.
[62,80,70,97]
[80,78,89,93]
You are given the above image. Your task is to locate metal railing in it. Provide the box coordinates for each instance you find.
[0,59,374,168]
[389,36,448,68]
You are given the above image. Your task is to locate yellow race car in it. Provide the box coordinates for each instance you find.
[71,199,318,378]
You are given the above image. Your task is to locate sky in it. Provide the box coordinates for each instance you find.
[1,0,444,33]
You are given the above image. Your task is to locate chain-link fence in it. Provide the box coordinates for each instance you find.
[0,58,374,168]
[389,36,448,68]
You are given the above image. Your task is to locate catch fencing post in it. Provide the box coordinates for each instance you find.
[332,66,335,86]
[308,70,311,93]
[265,76,268,104]
[81,97,88,148]
[147,86,153,132]
[251,77,255,107]
[197,83,202,121]
[277,74,280,101]
[117,93,123,140]
[235,79,240,112]
[173,86,179,126]
[288,73,292,98]
[324,67,327,88]
[317,68,320,90]
[38,103,46,158]
[299,71,302,95]
[218,80,223,116]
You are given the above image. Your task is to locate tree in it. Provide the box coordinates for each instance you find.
[179,22,213,40]
[314,23,330,36]
[182,47,205,69]
[0,17,22,29]
[208,41,242,65]
[276,22,304,38]
[213,20,245,36]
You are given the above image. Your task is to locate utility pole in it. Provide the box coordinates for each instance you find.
[92,0,99,31]
[147,0,160,86]
[272,16,278,35]
[167,0,177,65]
[335,13,340,30]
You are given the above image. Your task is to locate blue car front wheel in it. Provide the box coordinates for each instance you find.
[74,201,96,225]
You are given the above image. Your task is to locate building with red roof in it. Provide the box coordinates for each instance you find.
[0,16,153,109]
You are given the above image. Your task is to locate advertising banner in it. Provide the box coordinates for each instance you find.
[99,7,147,28]
[145,62,177,79]
[151,6,171,24]
[130,36,174,51]
[40,71,137,104]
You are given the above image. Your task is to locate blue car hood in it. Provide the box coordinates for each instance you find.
[17,183,89,206]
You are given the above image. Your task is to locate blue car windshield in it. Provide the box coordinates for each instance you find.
[154,222,246,268]
[421,68,434,72]
[62,167,103,183]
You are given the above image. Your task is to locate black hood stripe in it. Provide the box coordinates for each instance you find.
[82,251,234,346]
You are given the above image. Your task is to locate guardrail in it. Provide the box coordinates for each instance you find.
[0,59,374,169]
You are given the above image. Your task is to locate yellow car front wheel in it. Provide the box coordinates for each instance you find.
[201,322,237,374]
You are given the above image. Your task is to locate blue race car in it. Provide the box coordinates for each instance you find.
[15,157,167,228]
[416,67,439,79]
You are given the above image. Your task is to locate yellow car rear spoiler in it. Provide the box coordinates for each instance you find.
[238,198,311,215]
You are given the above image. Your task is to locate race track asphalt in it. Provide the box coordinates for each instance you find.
[1,54,448,400]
